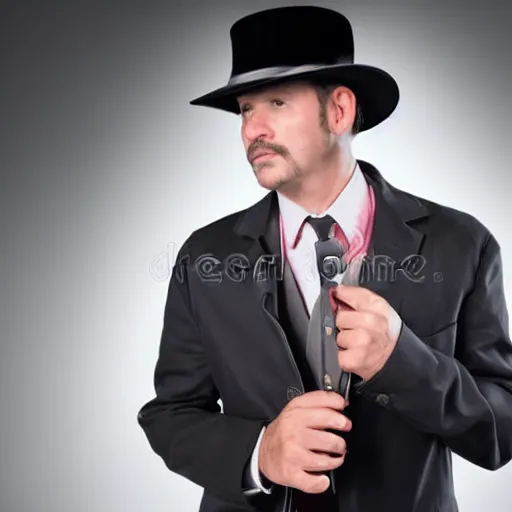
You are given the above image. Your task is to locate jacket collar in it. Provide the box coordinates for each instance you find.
[234,159,430,242]
[234,160,430,319]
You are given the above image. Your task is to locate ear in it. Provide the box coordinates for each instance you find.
[328,87,357,136]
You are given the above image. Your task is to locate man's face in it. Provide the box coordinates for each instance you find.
[237,81,332,191]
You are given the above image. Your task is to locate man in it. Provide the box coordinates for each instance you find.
[138,6,512,512]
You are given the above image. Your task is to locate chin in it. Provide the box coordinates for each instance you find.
[254,164,291,190]
[257,180,281,191]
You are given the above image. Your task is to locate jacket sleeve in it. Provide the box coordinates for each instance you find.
[137,237,277,507]
[357,231,512,470]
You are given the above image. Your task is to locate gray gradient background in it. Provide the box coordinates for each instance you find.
[1,1,511,511]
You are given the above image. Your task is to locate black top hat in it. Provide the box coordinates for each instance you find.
[189,6,400,132]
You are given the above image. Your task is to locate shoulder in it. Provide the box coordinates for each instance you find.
[175,194,270,261]
[369,160,495,254]
[360,159,494,251]
[405,189,493,251]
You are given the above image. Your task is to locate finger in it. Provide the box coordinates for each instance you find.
[289,390,346,411]
[294,471,331,494]
[336,326,374,350]
[303,429,349,455]
[333,284,379,312]
[300,408,352,431]
[337,346,362,373]
[335,309,369,330]
[335,328,357,350]
[300,448,346,473]
[337,310,389,336]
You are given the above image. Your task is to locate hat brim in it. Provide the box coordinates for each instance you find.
[189,64,399,132]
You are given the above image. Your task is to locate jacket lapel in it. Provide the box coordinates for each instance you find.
[234,191,306,407]
[235,191,283,320]
[231,161,431,406]
[357,160,429,319]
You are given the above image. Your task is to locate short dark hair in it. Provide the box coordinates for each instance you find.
[311,82,364,135]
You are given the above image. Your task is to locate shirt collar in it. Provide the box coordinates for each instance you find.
[277,163,367,249]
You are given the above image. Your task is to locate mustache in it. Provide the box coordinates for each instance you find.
[247,141,287,160]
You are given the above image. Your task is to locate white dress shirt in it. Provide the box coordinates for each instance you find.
[278,162,369,315]
[245,163,369,494]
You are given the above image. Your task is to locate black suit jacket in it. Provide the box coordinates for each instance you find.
[138,161,512,512]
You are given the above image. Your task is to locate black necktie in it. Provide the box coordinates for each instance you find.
[306,215,347,284]
[305,214,336,241]
[305,214,351,397]
[304,215,352,496]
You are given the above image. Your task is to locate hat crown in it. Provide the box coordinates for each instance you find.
[229,6,354,78]
[189,5,399,133]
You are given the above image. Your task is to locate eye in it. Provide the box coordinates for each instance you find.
[240,104,252,115]
[272,99,285,107]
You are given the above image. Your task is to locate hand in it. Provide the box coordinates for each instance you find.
[332,284,402,382]
[258,390,351,494]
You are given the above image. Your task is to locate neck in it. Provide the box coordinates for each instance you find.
[279,147,356,214]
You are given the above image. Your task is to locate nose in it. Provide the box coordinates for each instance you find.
[241,108,274,143]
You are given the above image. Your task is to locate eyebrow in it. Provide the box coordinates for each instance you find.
[238,88,293,105]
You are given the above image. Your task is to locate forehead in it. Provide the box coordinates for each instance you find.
[236,80,313,103]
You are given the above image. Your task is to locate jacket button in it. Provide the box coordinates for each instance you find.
[287,386,302,401]
[376,393,390,405]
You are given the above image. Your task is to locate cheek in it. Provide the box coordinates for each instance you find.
[240,129,249,148]
[281,125,307,153]
[291,136,318,164]
[289,119,323,152]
